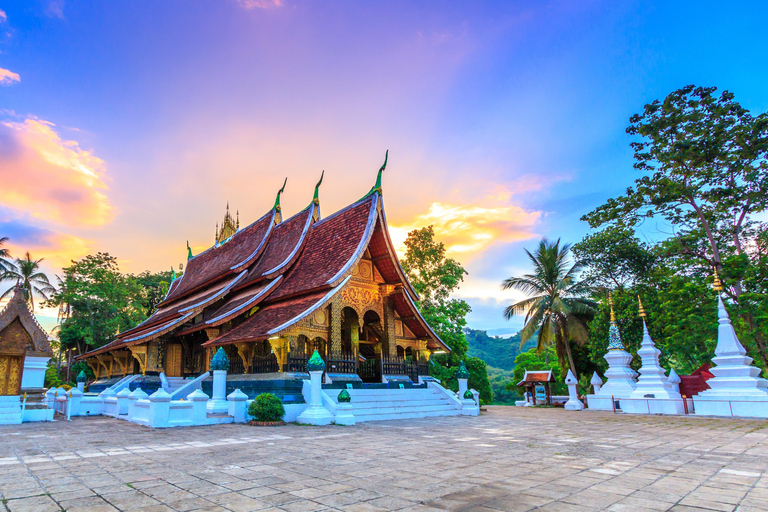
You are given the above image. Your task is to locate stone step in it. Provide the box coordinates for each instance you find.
[353,408,462,423]
[345,390,440,398]
[347,403,458,416]
[338,398,450,408]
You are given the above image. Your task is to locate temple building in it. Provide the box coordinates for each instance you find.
[78,157,447,398]
[0,285,54,424]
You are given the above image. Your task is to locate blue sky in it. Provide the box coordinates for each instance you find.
[1,1,767,335]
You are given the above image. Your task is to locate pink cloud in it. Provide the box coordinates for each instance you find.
[0,117,113,226]
[0,68,20,85]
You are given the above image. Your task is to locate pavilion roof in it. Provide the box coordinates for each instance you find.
[517,370,555,386]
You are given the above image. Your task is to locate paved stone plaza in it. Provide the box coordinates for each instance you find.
[2,407,768,512]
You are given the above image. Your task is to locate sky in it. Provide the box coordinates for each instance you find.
[1,1,768,336]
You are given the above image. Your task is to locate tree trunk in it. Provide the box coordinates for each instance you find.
[564,337,578,381]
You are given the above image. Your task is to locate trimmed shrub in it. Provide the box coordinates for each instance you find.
[248,392,285,422]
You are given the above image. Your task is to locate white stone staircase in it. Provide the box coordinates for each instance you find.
[165,377,188,395]
[329,386,462,423]
[0,396,22,425]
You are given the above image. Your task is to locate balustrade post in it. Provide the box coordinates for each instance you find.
[207,348,230,414]
[297,350,334,425]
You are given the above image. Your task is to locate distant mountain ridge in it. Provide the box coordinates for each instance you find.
[465,328,537,371]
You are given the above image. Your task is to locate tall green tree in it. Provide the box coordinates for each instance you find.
[501,238,595,378]
[581,85,768,371]
[582,85,768,297]
[1,252,56,311]
[401,226,470,356]
[44,253,147,355]
[400,226,492,402]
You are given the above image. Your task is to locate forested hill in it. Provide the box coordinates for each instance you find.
[465,328,536,371]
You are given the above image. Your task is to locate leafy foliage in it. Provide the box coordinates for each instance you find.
[44,253,172,355]
[501,238,595,378]
[400,226,492,401]
[465,329,536,371]
[509,346,568,396]
[248,392,285,422]
[1,252,56,311]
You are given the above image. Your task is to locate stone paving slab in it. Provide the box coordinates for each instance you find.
[2,407,768,511]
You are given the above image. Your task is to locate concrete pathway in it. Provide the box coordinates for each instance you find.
[1,406,767,511]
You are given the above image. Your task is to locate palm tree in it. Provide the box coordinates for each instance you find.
[501,238,595,378]
[1,252,56,311]
[0,236,11,272]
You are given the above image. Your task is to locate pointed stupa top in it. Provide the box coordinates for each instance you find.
[564,369,578,385]
[668,368,681,385]
[607,291,625,350]
[715,295,748,358]
[590,371,603,386]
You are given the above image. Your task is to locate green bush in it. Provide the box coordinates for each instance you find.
[44,365,62,388]
[247,393,285,422]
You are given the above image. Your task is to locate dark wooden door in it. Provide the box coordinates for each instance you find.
[165,344,182,377]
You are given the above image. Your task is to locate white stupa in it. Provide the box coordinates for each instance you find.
[694,272,768,417]
[623,297,685,414]
[587,293,637,410]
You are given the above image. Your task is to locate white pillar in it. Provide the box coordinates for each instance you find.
[127,388,148,418]
[68,388,83,417]
[75,370,87,393]
[207,370,229,414]
[188,389,210,424]
[148,389,171,428]
[297,350,334,425]
[207,347,230,415]
[564,369,584,411]
[590,372,603,395]
[227,389,248,423]
[460,389,479,416]
[457,379,468,397]
[116,388,131,415]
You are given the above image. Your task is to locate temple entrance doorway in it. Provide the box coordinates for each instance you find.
[165,343,182,377]
[358,310,382,383]
[0,355,23,396]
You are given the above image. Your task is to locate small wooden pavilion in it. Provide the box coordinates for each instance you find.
[517,369,555,406]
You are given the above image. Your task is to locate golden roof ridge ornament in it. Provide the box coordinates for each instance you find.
[637,295,646,318]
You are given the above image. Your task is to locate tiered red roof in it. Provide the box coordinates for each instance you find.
[79,181,448,360]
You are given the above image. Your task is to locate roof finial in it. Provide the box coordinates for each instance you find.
[609,291,616,323]
[365,150,388,197]
[313,170,324,205]
[713,266,723,292]
[215,222,219,244]
[187,241,193,260]
[171,266,176,281]
[638,295,646,318]
[236,210,239,229]
[273,177,287,212]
